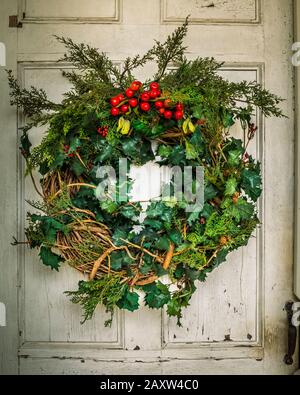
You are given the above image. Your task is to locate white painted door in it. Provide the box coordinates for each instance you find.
[0,0,297,375]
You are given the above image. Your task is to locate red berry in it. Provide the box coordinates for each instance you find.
[140,92,151,101]
[117,93,125,102]
[111,107,120,116]
[125,88,134,98]
[150,82,160,90]
[155,90,161,97]
[176,103,184,111]
[149,90,159,99]
[155,101,164,109]
[110,97,120,107]
[140,102,151,112]
[164,110,173,119]
[121,104,129,113]
[174,110,184,120]
[164,99,172,108]
[128,98,138,107]
[158,108,165,115]
[130,80,142,91]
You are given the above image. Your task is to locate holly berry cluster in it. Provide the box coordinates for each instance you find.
[109,80,184,121]
[97,125,109,138]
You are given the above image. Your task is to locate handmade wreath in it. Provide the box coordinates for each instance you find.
[9,20,283,326]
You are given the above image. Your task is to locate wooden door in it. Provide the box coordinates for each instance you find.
[0,0,297,374]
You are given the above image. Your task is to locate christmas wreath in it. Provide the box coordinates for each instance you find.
[9,19,283,326]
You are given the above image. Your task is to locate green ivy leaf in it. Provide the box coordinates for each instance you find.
[110,250,134,270]
[158,145,172,158]
[155,236,170,251]
[185,140,198,160]
[39,246,63,271]
[168,229,182,245]
[117,287,139,312]
[204,183,218,201]
[71,159,86,176]
[120,205,139,220]
[31,214,69,244]
[100,200,118,214]
[228,150,242,166]
[144,282,171,309]
[241,169,262,201]
[68,137,81,153]
[225,177,237,196]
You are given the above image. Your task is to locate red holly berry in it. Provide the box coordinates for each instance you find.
[125,88,134,98]
[176,103,184,111]
[64,145,75,157]
[155,101,164,109]
[164,110,173,119]
[130,80,142,91]
[150,82,160,90]
[128,98,138,107]
[174,110,184,120]
[97,126,109,137]
[111,107,120,116]
[140,102,151,112]
[110,97,120,107]
[116,93,125,102]
[164,99,172,108]
[150,90,159,99]
[158,108,165,115]
[121,104,129,113]
[140,92,151,101]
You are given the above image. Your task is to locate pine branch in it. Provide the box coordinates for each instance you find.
[7,70,60,118]
[153,16,189,81]
[55,36,121,84]
[118,51,155,87]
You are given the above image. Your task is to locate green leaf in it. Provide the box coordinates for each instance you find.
[228,150,242,166]
[223,111,235,128]
[192,105,204,119]
[168,229,182,245]
[227,198,255,221]
[144,282,171,309]
[39,246,63,271]
[95,145,113,163]
[71,159,86,176]
[204,183,218,201]
[225,177,237,196]
[68,137,81,153]
[155,235,170,251]
[185,140,198,160]
[31,214,69,244]
[241,169,262,201]
[158,145,172,158]
[143,218,164,230]
[187,211,200,225]
[110,250,134,270]
[117,287,139,312]
[121,138,139,157]
[151,124,165,136]
[120,205,139,220]
[100,200,118,214]
[112,228,130,246]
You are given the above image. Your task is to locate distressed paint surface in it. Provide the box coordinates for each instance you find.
[162,0,259,23]
[0,0,297,375]
[21,0,120,21]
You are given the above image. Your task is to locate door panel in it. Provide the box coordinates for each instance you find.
[0,0,296,374]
